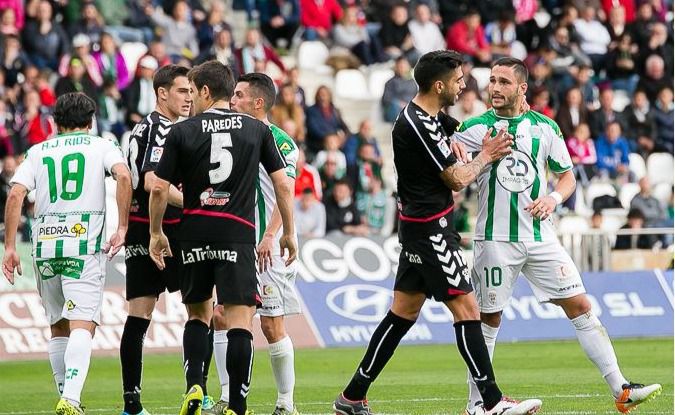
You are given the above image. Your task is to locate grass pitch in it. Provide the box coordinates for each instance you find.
[0,338,672,415]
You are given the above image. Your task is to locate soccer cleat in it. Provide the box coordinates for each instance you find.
[333,394,372,415]
[202,400,228,415]
[463,401,482,415]
[180,385,204,415]
[272,407,299,415]
[224,410,255,415]
[55,399,85,415]
[121,410,151,415]
[477,396,541,415]
[615,382,662,413]
[203,396,216,410]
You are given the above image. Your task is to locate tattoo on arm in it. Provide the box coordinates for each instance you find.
[443,154,489,190]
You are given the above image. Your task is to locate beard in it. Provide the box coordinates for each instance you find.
[441,90,457,108]
[491,93,519,110]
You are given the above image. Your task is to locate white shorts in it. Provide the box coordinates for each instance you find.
[257,255,301,317]
[472,240,585,313]
[33,253,106,325]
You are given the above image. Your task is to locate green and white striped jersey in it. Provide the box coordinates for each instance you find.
[254,124,299,253]
[453,110,573,242]
[10,132,126,259]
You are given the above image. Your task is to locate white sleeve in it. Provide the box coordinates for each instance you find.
[452,123,488,153]
[102,139,127,175]
[10,150,36,191]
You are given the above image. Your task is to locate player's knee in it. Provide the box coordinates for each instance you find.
[480,312,502,328]
[260,317,286,343]
[51,319,70,337]
[127,296,157,320]
[554,294,592,319]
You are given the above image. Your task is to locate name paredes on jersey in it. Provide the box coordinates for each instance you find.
[202,116,243,133]
[181,245,238,264]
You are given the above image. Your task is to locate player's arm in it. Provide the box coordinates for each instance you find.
[104,163,133,259]
[258,187,285,272]
[144,171,183,208]
[2,183,27,284]
[439,128,512,191]
[270,169,296,266]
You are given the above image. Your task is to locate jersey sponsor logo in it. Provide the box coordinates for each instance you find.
[130,199,140,213]
[36,257,85,280]
[496,149,537,193]
[36,222,87,241]
[404,251,422,264]
[181,245,238,264]
[199,187,231,206]
[125,244,149,259]
[201,117,243,132]
[150,146,164,163]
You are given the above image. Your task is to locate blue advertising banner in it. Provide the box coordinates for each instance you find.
[295,236,674,348]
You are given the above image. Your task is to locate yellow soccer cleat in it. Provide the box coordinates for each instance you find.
[180,385,204,415]
[224,409,255,415]
[55,398,85,415]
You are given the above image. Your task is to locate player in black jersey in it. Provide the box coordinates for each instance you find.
[148,60,297,415]
[120,64,192,415]
[333,50,542,415]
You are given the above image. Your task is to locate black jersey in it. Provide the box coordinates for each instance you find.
[155,108,286,243]
[127,111,182,226]
[392,102,459,242]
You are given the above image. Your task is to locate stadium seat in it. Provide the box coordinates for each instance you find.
[628,152,647,180]
[120,42,148,74]
[297,41,330,71]
[647,152,674,185]
[558,215,590,233]
[652,182,672,205]
[368,68,395,99]
[612,90,631,112]
[585,182,617,207]
[471,67,491,91]
[600,212,625,233]
[618,183,640,209]
[335,69,371,100]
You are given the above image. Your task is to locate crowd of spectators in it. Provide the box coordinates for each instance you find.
[0,0,672,249]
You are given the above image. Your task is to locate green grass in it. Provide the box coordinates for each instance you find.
[0,338,672,415]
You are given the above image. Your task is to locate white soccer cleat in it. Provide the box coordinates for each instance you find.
[477,396,541,415]
[615,382,662,413]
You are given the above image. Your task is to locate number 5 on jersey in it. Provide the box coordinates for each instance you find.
[210,133,233,184]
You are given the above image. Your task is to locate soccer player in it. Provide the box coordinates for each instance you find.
[453,57,662,415]
[120,64,196,415]
[148,60,297,415]
[207,73,301,415]
[2,92,131,415]
[333,50,542,415]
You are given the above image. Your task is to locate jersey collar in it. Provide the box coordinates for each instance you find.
[491,108,527,121]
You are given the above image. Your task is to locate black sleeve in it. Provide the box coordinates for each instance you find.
[154,125,180,184]
[259,125,286,174]
[404,110,457,171]
[141,121,171,173]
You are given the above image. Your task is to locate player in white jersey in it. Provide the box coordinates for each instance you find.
[2,92,131,415]
[453,58,661,415]
[207,73,300,415]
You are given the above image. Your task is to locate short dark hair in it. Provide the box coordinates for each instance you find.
[54,92,96,130]
[627,208,645,221]
[238,72,276,111]
[493,57,529,83]
[153,64,189,94]
[187,60,235,101]
[413,50,464,93]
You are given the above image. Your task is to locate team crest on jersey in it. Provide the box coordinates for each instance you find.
[199,188,230,206]
[37,222,87,241]
[279,142,293,154]
[150,146,164,163]
[439,217,448,228]
[493,120,509,133]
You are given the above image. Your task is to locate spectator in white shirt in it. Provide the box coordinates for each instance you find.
[295,188,326,238]
[407,4,445,55]
[574,6,611,73]
[447,89,487,121]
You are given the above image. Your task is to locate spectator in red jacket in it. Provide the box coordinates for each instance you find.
[300,0,343,41]
[445,9,491,65]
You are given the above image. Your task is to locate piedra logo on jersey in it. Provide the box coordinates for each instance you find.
[37,222,87,241]
[199,188,230,206]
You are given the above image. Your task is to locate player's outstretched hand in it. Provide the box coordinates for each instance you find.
[149,232,172,270]
[257,234,274,272]
[481,128,513,162]
[103,228,127,260]
[2,248,21,285]
[525,195,557,220]
[279,234,297,267]
[451,140,469,163]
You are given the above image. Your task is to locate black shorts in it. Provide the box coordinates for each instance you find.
[179,241,258,306]
[395,232,472,301]
[125,224,180,300]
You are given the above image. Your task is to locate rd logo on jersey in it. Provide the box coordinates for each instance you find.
[496,150,536,193]
[199,188,230,206]
[36,222,88,241]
